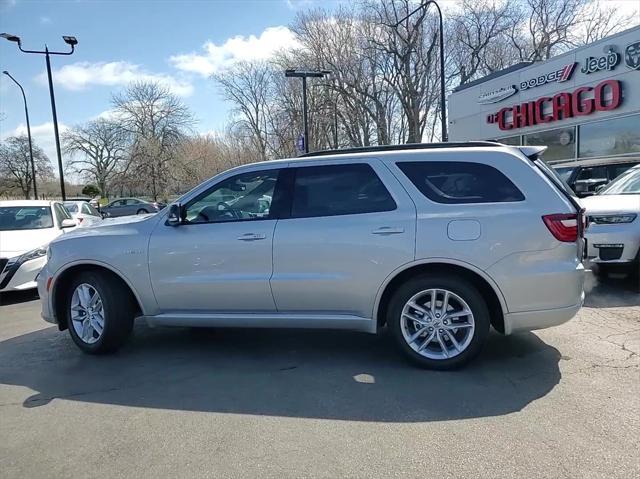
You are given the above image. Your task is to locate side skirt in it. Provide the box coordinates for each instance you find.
[141,312,378,334]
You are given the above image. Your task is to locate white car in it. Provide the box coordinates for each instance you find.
[0,200,76,292]
[63,201,103,227]
[582,165,640,277]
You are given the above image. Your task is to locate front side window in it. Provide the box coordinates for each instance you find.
[291,164,396,218]
[0,206,54,230]
[398,161,525,204]
[54,203,72,223]
[185,169,279,224]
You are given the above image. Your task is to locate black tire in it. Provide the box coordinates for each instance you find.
[387,274,490,370]
[136,209,148,215]
[66,270,135,354]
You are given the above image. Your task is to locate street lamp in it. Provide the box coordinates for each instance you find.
[1,32,77,200]
[285,69,331,154]
[394,1,448,142]
[3,70,37,199]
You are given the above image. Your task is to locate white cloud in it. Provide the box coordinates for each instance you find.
[38,61,194,97]
[169,26,299,77]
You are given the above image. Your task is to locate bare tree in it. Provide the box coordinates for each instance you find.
[63,119,128,197]
[213,61,273,161]
[449,0,521,85]
[112,81,195,200]
[0,135,53,199]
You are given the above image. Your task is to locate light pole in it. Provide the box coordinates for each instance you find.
[394,1,448,142]
[3,70,37,199]
[1,33,78,200]
[285,69,331,154]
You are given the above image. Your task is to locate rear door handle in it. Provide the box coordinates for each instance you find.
[237,233,267,241]
[372,227,404,235]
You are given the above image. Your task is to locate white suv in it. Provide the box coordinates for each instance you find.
[38,142,585,369]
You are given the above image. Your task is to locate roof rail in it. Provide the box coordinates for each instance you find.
[299,141,504,158]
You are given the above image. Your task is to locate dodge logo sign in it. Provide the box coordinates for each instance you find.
[625,41,640,70]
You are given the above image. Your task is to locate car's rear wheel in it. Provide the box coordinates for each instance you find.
[66,271,135,354]
[388,275,490,370]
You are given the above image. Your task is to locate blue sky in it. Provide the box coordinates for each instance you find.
[0,0,330,164]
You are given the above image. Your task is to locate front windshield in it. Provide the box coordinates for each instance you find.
[600,168,640,195]
[0,206,54,231]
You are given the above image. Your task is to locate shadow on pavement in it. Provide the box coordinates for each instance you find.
[0,324,561,422]
[584,271,640,308]
[0,290,39,307]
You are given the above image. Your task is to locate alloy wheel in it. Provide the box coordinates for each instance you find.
[400,288,475,360]
[70,283,105,345]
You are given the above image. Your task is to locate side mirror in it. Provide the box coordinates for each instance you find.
[595,184,606,194]
[167,203,184,226]
[60,218,76,229]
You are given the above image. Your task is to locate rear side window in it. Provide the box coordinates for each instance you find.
[397,161,525,204]
[291,164,396,218]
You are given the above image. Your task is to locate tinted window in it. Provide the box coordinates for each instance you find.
[608,163,638,181]
[398,161,524,204]
[185,169,279,224]
[576,166,607,181]
[291,164,396,218]
[54,203,72,223]
[0,206,54,230]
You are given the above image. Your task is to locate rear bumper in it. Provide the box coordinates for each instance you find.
[36,263,56,325]
[504,292,584,335]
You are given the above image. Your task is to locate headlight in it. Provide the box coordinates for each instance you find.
[590,214,637,225]
[19,246,48,263]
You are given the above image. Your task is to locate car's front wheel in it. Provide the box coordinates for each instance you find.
[388,275,490,370]
[66,271,135,354]
[136,209,148,215]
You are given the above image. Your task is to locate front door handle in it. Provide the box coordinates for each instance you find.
[237,233,267,241]
[372,227,404,235]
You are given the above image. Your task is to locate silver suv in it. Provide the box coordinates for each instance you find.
[38,142,585,369]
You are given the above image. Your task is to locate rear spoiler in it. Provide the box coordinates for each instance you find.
[517,145,586,244]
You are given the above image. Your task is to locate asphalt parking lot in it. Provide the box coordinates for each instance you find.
[0,273,638,479]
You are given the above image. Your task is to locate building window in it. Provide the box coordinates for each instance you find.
[495,135,521,145]
[578,114,640,159]
[524,127,576,162]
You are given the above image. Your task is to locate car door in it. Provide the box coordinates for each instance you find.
[270,159,416,319]
[106,200,125,217]
[148,166,284,313]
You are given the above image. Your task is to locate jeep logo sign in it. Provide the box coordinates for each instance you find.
[581,48,620,74]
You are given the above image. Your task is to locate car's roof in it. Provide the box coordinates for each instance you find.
[0,200,56,207]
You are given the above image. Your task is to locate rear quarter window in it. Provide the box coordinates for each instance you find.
[397,161,525,204]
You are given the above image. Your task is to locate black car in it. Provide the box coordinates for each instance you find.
[554,160,639,197]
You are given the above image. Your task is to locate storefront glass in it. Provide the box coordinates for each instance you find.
[524,127,576,162]
[495,135,521,145]
[578,114,640,158]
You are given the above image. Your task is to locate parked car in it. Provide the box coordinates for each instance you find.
[0,200,76,292]
[554,160,639,198]
[38,142,585,369]
[100,197,161,218]
[63,201,103,227]
[582,164,640,277]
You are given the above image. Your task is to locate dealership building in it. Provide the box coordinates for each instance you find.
[448,25,640,165]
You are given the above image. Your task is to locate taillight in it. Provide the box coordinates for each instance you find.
[542,213,579,242]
